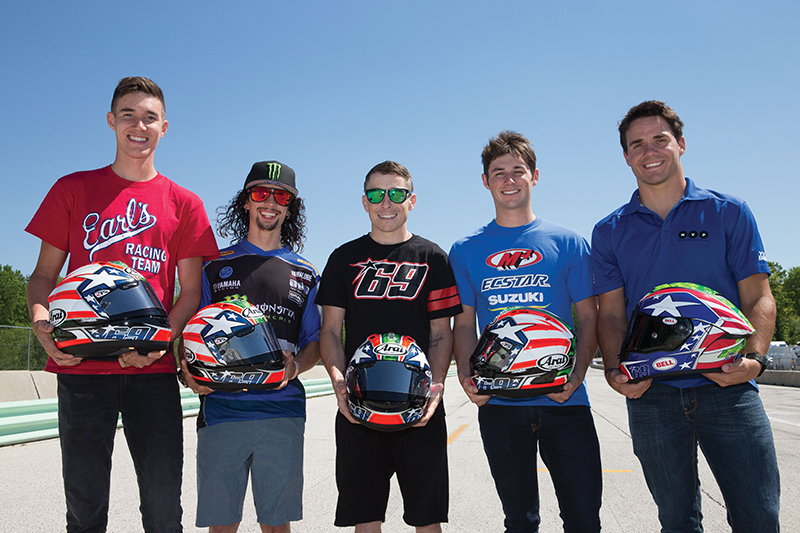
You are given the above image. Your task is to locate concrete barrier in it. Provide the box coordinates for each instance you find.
[757,370,800,387]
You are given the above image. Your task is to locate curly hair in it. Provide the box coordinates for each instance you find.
[216,189,307,253]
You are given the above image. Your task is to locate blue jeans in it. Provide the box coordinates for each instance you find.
[628,382,780,533]
[478,404,602,533]
[57,373,183,533]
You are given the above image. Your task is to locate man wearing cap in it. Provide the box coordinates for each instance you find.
[180,161,321,533]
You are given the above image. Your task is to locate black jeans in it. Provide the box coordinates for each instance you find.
[57,373,183,533]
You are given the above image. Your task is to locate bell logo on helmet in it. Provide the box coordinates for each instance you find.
[662,317,678,325]
[653,357,678,371]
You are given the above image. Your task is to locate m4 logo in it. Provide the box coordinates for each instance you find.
[352,259,428,300]
[486,249,542,271]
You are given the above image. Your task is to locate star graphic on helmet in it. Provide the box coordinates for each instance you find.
[351,349,376,365]
[80,269,131,291]
[203,313,243,335]
[644,295,700,317]
[491,320,529,342]
[680,361,693,370]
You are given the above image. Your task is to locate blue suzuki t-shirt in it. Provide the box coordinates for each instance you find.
[449,217,594,407]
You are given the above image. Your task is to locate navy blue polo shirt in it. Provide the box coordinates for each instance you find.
[592,178,770,388]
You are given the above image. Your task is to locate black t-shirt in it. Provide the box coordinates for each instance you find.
[316,234,462,359]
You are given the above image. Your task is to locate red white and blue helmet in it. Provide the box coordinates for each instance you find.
[619,283,755,382]
[346,333,432,431]
[48,261,171,358]
[182,299,285,391]
[471,307,574,397]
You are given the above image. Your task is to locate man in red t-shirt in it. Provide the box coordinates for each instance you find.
[26,76,218,532]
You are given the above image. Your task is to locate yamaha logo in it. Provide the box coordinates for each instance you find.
[49,308,66,326]
[653,357,677,371]
[538,354,570,371]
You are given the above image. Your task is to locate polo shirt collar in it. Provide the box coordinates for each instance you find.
[621,177,709,216]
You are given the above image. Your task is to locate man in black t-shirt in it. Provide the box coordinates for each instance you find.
[317,161,461,532]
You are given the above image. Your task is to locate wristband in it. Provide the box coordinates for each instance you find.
[604,367,617,376]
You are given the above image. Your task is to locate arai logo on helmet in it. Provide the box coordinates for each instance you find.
[485,249,542,271]
[49,308,67,327]
[653,357,678,371]
[662,317,678,325]
[375,343,408,357]
[241,306,264,319]
[538,354,570,371]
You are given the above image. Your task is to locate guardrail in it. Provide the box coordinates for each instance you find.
[0,378,335,447]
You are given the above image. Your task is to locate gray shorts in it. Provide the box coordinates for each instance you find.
[195,417,305,527]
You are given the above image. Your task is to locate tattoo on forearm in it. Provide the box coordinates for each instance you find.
[429,332,443,349]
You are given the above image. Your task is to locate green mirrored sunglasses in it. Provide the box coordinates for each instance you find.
[364,188,411,204]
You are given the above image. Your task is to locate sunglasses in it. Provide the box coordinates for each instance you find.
[248,187,293,206]
[364,188,411,204]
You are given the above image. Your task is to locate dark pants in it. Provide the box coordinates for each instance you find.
[478,404,602,533]
[57,373,183,533]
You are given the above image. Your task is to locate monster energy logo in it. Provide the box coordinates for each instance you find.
[267,162,281,181]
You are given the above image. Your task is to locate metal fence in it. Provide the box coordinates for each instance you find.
[0,325,48,371]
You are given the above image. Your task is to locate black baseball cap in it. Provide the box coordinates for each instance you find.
[243,161,297,196]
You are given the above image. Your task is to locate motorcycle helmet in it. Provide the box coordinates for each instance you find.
[182,299,285,391]
[346,333,432,431]
[471,307,574,397]
[619,282,755,382]
[48,261,171,358]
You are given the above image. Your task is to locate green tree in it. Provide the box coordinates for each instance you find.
[768,262,800,345]
[0,264,30,326]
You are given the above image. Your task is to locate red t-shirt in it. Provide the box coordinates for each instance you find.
[26,165,219,374]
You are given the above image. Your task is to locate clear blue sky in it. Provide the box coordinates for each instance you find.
[2,1,798,279]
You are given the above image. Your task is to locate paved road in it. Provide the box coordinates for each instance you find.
[2,367,798,531]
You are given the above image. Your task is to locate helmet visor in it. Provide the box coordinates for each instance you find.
[97,279,167,319]
[471,332,517,372]
[622,312,694,355]
[348,360,429,412]
[214,321,283,367]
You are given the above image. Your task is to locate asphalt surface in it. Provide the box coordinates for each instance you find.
[2,367,798,532]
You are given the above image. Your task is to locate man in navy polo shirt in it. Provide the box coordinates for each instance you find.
[592,100,780,532]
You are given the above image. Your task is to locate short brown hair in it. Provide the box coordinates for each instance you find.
[618,100,684,153]
[364,161,414,191]
[481,131,537,176]
[110,76,166,116]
